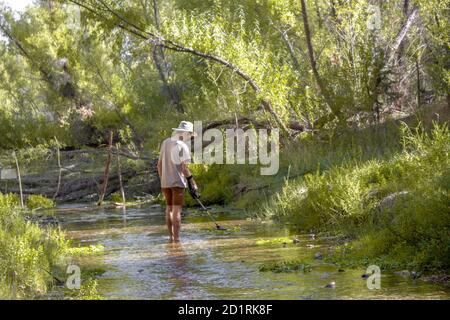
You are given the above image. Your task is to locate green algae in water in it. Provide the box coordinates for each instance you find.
[259,260,312,273]
[255,237,291,245]
[67,244,105,256]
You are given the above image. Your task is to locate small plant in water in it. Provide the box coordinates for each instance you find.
[26,194,55,210]
[66,244,105,256]
[259,260,312,273]
[110,192,123,203]
[66,279,104,300]
[255,237,291,246]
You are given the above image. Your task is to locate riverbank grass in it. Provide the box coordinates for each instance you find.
[263,123,449,272]
[0,194,68,298]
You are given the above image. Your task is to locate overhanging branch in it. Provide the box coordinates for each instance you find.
[64,0,291,135]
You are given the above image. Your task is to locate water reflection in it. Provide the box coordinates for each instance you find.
[165,242,190,298]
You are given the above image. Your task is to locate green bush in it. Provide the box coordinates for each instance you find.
[0,193,19,208]
[26,195,55,210]
[185,164,239,206]
[65,279,104,300]
[110,192,123,203]
[0,208,69,298]
[0,194,68,299]
[264,123,450,271]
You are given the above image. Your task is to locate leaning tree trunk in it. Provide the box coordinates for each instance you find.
[53,137,62,200]
[116,143,126,205]
[300,0,339,120]
[151,0,183,113]
[13,151,24,208]
[98,131,114,206]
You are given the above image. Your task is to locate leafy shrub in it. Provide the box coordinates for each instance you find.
[26,195,55,210]
[65,279,104,300]
[0,193,19,208]
[264,123,450,271]
[0,203,69,298]
[185,164,239,206]
[110,192,123,203]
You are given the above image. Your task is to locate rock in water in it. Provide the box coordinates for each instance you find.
[394,270,411,278]
[325,281,336,289]
[314,252,323,260]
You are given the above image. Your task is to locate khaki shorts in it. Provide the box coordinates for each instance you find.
[162,187,185,206]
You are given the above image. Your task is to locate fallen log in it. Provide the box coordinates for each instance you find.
[204,116,307,132]
[57,169,137,202]
[0,169,140,202]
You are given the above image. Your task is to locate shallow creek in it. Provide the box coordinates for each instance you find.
[51,204,449,300]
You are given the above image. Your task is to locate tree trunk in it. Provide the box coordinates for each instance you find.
[300,0,339,119]
[397,0,410,61]
[388,6,419,64]
[13,151,24,208]
[278,27,301,71]
[53,137,62,200]
[151,0,184,113]
[416,54,421,109]
[98,131,114,206]
[116,143,126,205]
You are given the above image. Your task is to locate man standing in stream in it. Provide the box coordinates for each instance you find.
[157,121,200,242]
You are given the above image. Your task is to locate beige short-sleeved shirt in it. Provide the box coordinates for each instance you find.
[159,137,191,188]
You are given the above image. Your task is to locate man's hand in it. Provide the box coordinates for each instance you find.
[186,175,200,200]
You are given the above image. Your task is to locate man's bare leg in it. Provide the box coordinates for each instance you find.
[171,205,182,242]
[166,205,174,242]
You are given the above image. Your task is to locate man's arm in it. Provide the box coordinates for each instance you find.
[157,158,162,177]
[181,161,200,199]
[180,161,191,178]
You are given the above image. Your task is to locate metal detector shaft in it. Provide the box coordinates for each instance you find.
[195,198,226,230]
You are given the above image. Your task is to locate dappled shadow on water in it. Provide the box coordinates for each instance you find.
[55,205,450,300]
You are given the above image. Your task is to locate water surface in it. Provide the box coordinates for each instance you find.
[54,204,449,300]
